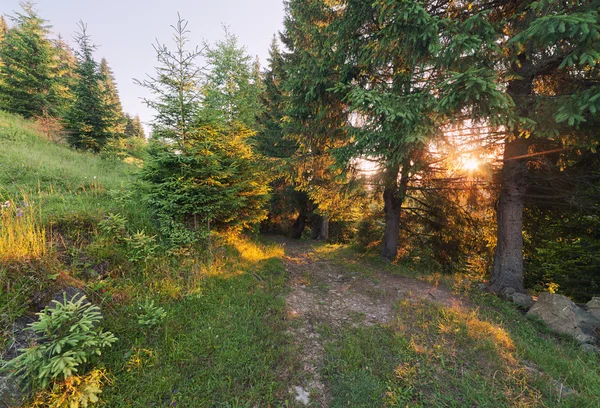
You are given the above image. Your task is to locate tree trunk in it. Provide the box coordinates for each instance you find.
[490,53,533,294]
[381,164,408,260]
[291,214,306,239]
[319,215,329,241]
[491,138,529,293]
[310,213,321,239]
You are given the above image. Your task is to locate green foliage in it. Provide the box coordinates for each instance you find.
[134,15,203,145]
[202,27,264,129]
[138,16,270,243]
[0,1,65,118]
[142,123,270,238]
[3,293,117,392]
[64,22,115,152]
[98,213,128,242]
[98,58,126,137]
[125,230,158,263]
[124,113,145,139]
[136,300,167,329]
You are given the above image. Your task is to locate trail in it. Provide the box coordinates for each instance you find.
[276,237,464,407]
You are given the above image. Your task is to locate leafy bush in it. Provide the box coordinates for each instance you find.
[136,300,167,329]
[3,293,117,392]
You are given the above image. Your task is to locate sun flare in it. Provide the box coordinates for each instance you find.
[462,157,479,172]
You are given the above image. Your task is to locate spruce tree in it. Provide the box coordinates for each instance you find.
[0,16,8,43]
[487,0,600,294]
[0,1,62,117]
[311,0,510,258]
[99,57,125,136]
[282,0,363,240]
[64,22,113,151]
[202,27,263,129]
[138,15,269,242]
[125,113,146,139]
[53,34,77,116]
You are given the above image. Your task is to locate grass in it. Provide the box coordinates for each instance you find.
[98,239,299,407]
[315,245,600,407]
[0,192,46,261]
[0,110,150,228]
[1,112,301,406]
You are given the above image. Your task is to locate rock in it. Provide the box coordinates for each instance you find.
[0,375,24,408]
[499,287,516,300]
[47,287,88,311]
[527,293,600,344]
[0,317,34,408]
[586,297,600,320]
[581,343,600,354]
[511,293,535,310]
[294,386,310,406]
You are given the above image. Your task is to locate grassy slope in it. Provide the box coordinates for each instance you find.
[0,112,299,406]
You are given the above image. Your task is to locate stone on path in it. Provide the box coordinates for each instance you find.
[294,386,310,406]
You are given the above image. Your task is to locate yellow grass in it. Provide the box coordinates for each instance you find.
[0,192,47,261]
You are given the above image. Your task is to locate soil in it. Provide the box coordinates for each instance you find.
[277,237,465,407]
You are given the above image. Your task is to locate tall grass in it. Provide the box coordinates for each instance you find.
[0,192,46,261]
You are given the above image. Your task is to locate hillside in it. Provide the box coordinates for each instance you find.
[1,112,599,406]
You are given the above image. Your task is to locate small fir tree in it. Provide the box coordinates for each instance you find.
[138,15,270,243]
[201,27,264,129]
[64,22,114,151]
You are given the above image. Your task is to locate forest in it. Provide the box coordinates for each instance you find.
[0,0,599,407]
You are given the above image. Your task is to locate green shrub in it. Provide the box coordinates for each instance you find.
[97,213,127,242]
[125,230,158,263]
[136,300,167,329]
[3,293,117,392]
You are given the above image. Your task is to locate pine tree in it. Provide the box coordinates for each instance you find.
[138,15,270,243]
[315,0,510,258]
[64,22,113,151]
[135,15,204,146]
[53,34,77,116]
[487,0,600,294]
[0,1,63,117]
[201,27,263,129]
[125,113,145,139]
[99,57,125,136]
[282,0,364,240]
[0,16,8,43]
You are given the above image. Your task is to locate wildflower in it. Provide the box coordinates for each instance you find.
[1,201,10,208]
[16,211,23,217]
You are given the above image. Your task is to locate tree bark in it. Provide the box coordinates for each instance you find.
[319,214,329,241]
[491,137,529,293]
[291,214,306,239]
[381,163,409,260]
[490,53,533,294]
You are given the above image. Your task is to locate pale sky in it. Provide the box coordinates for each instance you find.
[2,0,286,132]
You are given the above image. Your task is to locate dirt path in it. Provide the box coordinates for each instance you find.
[277,237,464,407]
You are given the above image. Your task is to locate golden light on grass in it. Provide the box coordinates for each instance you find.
[0,193,46,261]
